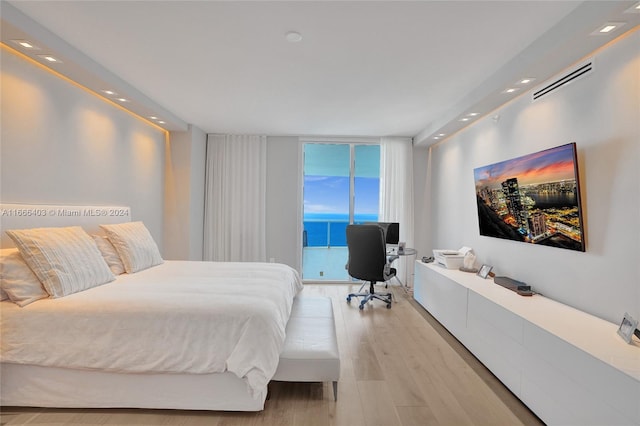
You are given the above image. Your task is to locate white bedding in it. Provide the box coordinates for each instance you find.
[0,260,303,397]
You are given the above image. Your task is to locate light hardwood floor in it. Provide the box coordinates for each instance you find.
[1,284,543,426]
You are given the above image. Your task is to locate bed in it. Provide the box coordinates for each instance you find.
[0,204,303,411]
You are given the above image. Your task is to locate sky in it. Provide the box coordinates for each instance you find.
[304,176,379,216]
[303,143,380,217]
[474,143,578,190]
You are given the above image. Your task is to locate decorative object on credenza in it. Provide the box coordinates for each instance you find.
[516,287,534,296]
[617,312,639,344]
[473,142,585,252]
[493,276,534,296]
[494,275,526,288]
[459,250,478,273]
[477,264,493,279]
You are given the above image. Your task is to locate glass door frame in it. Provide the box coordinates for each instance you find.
[299,137,380,283]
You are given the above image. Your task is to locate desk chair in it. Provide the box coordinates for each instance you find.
[345,224,397,310]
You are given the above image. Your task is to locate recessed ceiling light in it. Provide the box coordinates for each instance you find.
[433,136,440,140]
[438,133,446,137]
[467,113,479,117]
[626,2,640,13]
[102,90,117,95]
[285,31,303,43]
[459,117,470,122]
[149,116,158,120]
[592,22,625,35]
[503,87,520,94]
[37,54,62,63]
[11,39,39,50]
[157,121,166,124]
[117,98,128,102]
[518,78,535,85]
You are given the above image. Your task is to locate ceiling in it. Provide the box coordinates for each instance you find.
[2,1,639,144]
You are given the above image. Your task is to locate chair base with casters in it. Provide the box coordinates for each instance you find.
[346,278,394,310]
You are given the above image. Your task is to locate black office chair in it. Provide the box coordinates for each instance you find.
[345,224,397,310]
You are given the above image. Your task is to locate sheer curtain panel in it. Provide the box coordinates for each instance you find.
[203,134,267,262]
[379,137,415,284]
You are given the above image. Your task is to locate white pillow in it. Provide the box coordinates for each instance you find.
[100,222,163,273]
[6,226,115,298]
[92,235,126,275]
[0,248,49,307]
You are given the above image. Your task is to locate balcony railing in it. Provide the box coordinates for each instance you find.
[302,218,380,281]
[303,220,349,248]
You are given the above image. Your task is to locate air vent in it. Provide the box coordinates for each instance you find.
[532,59,593,101]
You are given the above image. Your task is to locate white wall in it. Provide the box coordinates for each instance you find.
[416,30,639,323]
[164,125,206,260]
[412,145,431,260]
[0,48,166,249]
[265,136,301,270]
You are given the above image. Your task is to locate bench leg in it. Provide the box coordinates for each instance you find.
[332,381,338,401]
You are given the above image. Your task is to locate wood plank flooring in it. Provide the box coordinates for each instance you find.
[1,284,544,426]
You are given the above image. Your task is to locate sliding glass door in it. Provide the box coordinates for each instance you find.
[354,145,380,224]
[302,142,380,281]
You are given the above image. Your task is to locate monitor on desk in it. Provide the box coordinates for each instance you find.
[365,222,399,245]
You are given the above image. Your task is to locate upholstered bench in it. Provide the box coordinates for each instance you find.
[272,296,340,401]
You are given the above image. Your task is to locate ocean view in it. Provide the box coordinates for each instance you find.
[303,213,378,247]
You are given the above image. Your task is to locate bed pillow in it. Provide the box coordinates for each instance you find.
[100,222,163,273]
[92,235,126,275]
[0,248,49,307]
[0,251,9,300]
[6,226,115,298]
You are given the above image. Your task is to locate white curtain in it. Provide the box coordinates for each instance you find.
[203,134,267,262]
[379,137,415,284]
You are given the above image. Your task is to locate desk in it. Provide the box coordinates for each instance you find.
[387,247,417,290]
[387,247,417,256]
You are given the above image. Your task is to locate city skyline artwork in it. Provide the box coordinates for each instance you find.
[474,143,585,252]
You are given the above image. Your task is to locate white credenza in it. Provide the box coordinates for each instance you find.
[414,261,640,426]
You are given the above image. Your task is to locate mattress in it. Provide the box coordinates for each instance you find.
[0,260,303,397]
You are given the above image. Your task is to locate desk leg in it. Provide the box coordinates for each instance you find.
[392,253,416,295]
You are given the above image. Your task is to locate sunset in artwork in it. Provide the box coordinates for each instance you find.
[474,144,576,188]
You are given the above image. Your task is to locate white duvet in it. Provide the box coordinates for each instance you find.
[0,261,303,396]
